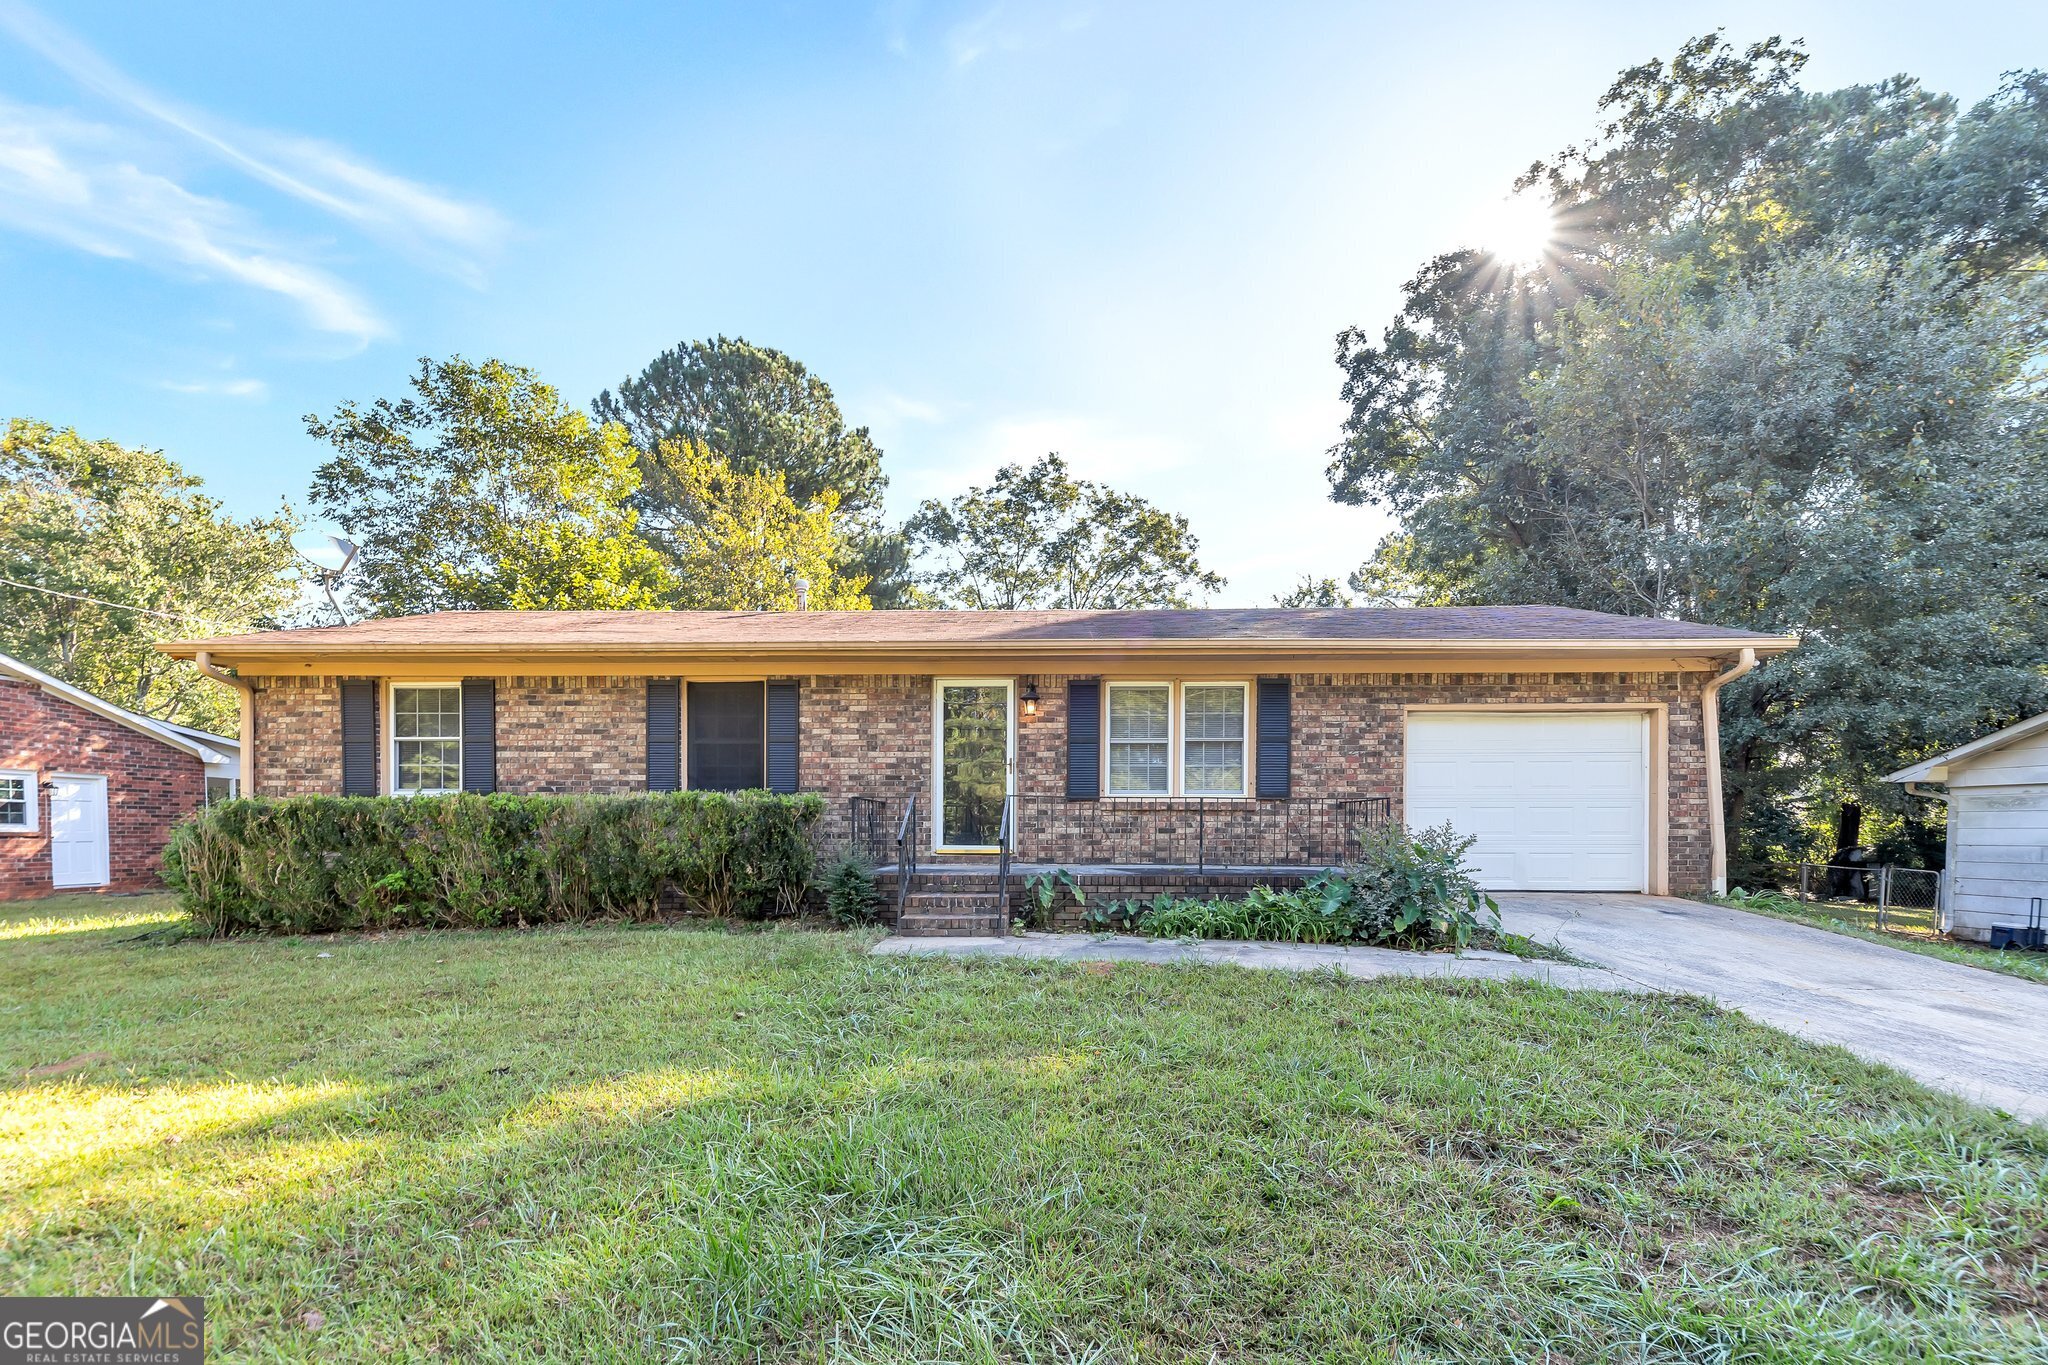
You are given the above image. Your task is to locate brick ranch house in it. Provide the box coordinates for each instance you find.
[1,650,241,900]
[160,607,1793,925]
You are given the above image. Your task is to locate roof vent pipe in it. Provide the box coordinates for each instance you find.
[795,578,809,611]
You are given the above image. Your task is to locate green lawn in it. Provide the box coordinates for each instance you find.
[1718,894,2048,986]
[3,895,2044,1362]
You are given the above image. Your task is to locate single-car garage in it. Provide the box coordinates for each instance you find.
[1405,710,1652,892]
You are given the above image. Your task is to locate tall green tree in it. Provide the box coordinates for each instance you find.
[594,336,904,603]
[1325,34,2048,870]
[0,419,300,732]
[652,439,871,611]
[905,453,1224,609]
[308,357,674,615]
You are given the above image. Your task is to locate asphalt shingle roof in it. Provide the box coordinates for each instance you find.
[165,606,1789,653]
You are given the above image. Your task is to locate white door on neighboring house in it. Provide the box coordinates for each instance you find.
[49,774,111,889]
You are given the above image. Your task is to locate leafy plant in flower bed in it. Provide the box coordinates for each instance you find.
[1088,822,1499,950]
[1016,869,1085,931]
[163,791,824,935]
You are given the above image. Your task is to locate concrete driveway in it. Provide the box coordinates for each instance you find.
[1501,893,2048,1121]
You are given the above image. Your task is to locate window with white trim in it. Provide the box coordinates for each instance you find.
[1106,683,1171,795]
[392,685,462,794]
[1181,683,1248,796]
[0,769,34,831]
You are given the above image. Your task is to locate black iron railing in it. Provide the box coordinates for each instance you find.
[995,794,1390,872]
[895,793,919,919]
[847,795,890,864]
[995,794,1015,933]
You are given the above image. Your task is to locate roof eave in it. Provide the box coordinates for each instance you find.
[1884,710,2048,784]
[0,654,211,762]
[158,633,1796,667]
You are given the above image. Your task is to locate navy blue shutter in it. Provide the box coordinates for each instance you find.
[1066,678,1101,800]
[460,680,496,793]
[1255,677,1291,799]
[340,681,377,796]
[765,680,800,793]
[646,680,681,792]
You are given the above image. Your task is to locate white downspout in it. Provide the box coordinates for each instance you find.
[194,650,256,795]
[1702,646,1758,896]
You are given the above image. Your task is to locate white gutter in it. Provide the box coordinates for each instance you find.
[1701,646,1758,896]
[1904,781,1949,806]
[194,650,256,793]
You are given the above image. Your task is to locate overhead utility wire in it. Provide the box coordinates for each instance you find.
[0,574,236,629]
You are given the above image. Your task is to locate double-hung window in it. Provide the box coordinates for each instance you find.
[1104,682,1248,797]
[0,769,34,832]
[1181,684,1248,795]
[391,684,462,794]
[1106,684,1172,796]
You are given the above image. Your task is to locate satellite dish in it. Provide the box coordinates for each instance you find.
[308,534,360,626]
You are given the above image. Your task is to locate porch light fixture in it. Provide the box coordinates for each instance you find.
[1020,683,1039,718]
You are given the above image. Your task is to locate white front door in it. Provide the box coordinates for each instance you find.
[1405,712,1649,892]
[933,680,1015,852]
[49,774,111,889]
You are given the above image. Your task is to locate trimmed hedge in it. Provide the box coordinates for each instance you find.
[164,791,824,935]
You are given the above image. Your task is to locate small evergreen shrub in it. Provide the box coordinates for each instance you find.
[163,791,824,935]
[823,853,883,927]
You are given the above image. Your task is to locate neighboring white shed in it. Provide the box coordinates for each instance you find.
[1887,715,2048,942]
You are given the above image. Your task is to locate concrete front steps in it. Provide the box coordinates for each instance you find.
[894,891,1004,937]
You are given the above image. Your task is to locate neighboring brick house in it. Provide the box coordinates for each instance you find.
[1,651,240,900]
[161,607,1793,901]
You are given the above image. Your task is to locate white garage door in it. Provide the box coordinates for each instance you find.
[1406,712,1648,891]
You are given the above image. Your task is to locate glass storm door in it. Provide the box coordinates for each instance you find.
[934,680,1014,851]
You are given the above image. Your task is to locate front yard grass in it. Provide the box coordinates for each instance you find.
[3,894,2044,1362]
[1716,893,2048,986]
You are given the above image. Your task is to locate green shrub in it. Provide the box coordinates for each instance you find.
[1720,885,1802,914]
[1323,821,1500,950]
[1087,821,1498,950]
[822,853,882,927]
[163,791,824,935]
[1129,884,1355,943]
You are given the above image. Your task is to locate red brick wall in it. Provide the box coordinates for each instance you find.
[1290,672,1711,893]
[497,677,646,793]
[0,676,207,900]
[245,668,1714,893]
[249,676,347,797]
[795,671,1711,894]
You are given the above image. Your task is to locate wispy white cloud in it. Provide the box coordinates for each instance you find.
[0,0,505,339]
[0,0,504,277]
[868,389,945,424]
[943,4,1093,69]
[159,376,267,399]
[0,99,386,341]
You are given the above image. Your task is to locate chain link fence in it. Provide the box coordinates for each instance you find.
[1795,862,1947,937]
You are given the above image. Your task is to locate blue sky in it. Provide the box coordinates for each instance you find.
[3,1,2044,603]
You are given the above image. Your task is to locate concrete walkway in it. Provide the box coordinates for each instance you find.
[871,929,1618,989]
[874,892,2048,1120]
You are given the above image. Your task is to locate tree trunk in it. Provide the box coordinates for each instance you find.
[1833,801,1863,858]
